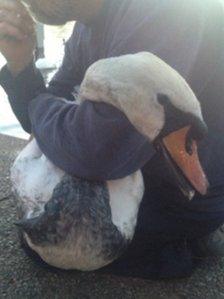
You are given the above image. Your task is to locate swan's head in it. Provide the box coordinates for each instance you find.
[80,52,209,199]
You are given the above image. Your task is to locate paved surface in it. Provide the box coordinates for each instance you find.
[1,133,224,299]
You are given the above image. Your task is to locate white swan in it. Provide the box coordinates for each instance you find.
[11,52,209,271]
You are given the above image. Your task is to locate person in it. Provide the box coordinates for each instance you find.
[0,0,224,279]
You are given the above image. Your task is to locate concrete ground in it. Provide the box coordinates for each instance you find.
[1,133,224,299]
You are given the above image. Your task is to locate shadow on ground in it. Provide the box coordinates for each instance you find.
[1,134,224,299]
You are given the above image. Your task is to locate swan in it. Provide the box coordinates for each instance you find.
[11,52,209,271]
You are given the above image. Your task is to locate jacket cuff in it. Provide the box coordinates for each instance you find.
[0,62,46,99]
[0,62,47,133]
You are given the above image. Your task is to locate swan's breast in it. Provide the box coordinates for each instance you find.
[11,139,144,270]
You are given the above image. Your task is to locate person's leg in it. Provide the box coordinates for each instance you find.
[144,147,224,259]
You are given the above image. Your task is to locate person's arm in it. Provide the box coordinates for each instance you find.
[29,97,154,180]
[0,23,154,180]
[0,63,45,133]
[0,24,83,132]
[0,63,154,180]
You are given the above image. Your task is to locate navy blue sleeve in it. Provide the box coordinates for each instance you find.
[0,23,83,132]
[29,96,154,180]
[0,63,46,133]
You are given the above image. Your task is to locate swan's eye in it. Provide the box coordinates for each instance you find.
[157,94,169,106]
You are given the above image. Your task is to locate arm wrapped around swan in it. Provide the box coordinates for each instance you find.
[11,52,208,271]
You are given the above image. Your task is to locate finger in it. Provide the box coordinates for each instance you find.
[0,21,26,40]
[0,9,34,35]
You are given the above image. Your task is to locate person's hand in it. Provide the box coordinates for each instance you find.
[0,0,36,76]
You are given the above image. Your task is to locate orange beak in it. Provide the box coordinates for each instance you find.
[160,126,209,199]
